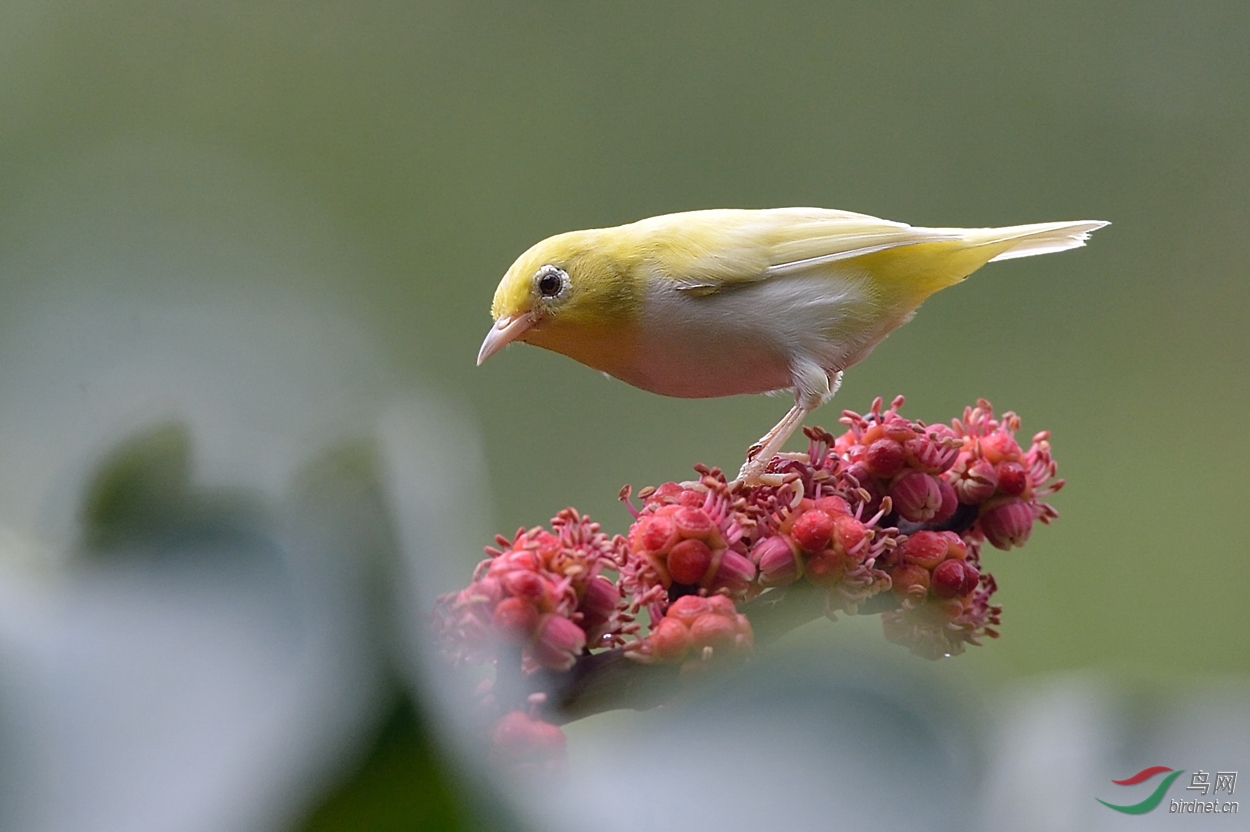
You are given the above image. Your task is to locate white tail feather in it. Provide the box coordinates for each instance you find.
[975,220,1110,262]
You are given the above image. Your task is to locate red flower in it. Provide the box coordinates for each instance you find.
[753,534,802,587]
[438,395,1060,743]
[980,499,1034,550]
[627,594,753,666]
[434,509,628,670]
[491,710,567,772]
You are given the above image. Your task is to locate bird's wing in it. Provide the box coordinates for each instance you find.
[655,208,959,294]
[659,209,1106,298]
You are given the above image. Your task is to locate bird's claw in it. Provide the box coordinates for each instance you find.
[734,458,786,489]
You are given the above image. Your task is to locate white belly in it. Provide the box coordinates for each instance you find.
[617,272,886,399]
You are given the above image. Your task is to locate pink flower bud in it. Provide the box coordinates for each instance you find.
[815,495,852,517]
[792,508,834,553]
[492,597,540,644]
[980,431,1022,465]
[932,559,971,598]
[678,490,705,508]
[958,561,980,595]
[667,538,714,585]
[951,458,997,504]
[864,438,906,477]
[831,514,869,559]
[491,710,567,770]
[489,549,537,577]
[634,514,678,553]
[980,499,1034,549]
[843,461,874,489]
[889,563,931,601]
[501,570,552,607]
[900,530,948,569]
[805,549,847,587]
[647,616,692,663]
[577,576,620,640]
[781,497,815,525]
[890,471,943,523]
[938,530,968,560]
[754,534,802,587]
[711,550,757,594]
[880,414,916,445]
[689,612,738,652]
[666,594,712,625]
[529,614,586,672]
[650,482,685,503]
[932,479,958,524]
[688,605,753,656]
[672,506,715,540]
[996,461,1028,497]
[474,576,505,606]
[529,530,561,559]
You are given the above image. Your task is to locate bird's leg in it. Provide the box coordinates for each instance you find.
[737,403,810,485]
[736,369,842,487]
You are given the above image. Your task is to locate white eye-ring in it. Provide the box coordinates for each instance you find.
[535,264,568,299]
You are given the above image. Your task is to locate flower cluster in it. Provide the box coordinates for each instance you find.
[826,396,1061,657]
[434,397,1062,765]
[625,594,754,667]
[434,508,626,673]
[878,529,995,659]
[624,480,758,602]
[749,493,892,612]
[950,400,1062,550]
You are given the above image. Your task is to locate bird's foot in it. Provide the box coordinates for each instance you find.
[733,457,787,489]
[736,403,809,487]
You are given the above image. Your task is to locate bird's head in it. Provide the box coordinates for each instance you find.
[477,228,641,366]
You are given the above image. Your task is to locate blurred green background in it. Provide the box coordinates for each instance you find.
[1,1,1247,828]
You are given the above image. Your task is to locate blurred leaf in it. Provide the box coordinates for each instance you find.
[80,421,193,546]
[296,695,465,832]
[79,421,268,554]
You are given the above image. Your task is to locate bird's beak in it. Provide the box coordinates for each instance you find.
[477,312,539,366]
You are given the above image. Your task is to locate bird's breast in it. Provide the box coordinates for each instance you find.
[591,272,885,400]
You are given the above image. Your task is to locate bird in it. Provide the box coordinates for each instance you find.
[477,207,1107,483]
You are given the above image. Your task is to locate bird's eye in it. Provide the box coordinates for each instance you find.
[536,265,567,299]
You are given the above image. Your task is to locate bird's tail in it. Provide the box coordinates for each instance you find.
[967,220,1110,262]
[861,219,1109,301]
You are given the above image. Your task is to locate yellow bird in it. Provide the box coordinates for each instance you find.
[478,208,1107,483]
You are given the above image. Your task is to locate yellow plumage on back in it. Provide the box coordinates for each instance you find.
[850,220,1109,304]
